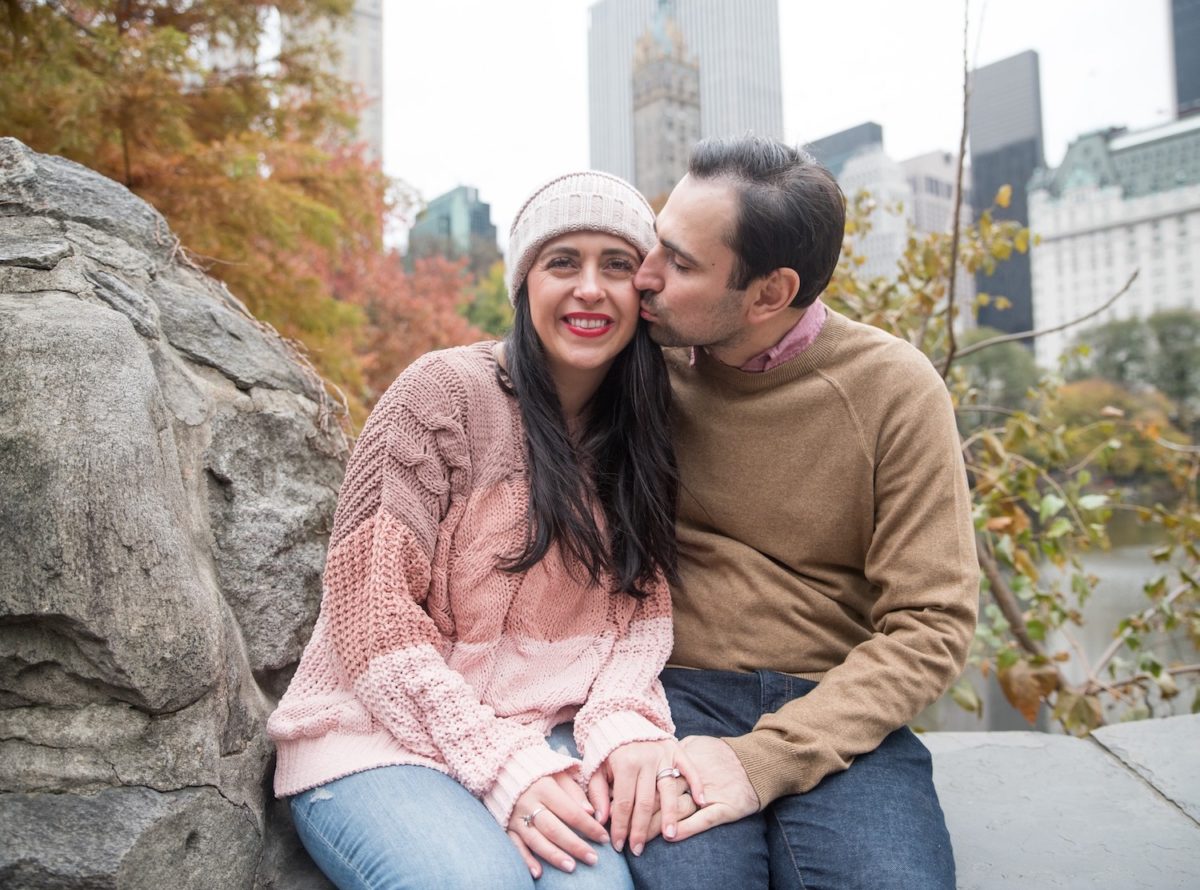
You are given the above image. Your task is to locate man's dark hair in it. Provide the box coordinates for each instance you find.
[689,135,846,308]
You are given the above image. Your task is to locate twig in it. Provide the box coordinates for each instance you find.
[1059,627,1093,679]
[940,1,972,379]
[1088,664,1200,694]
[1090,582,1191,680]
[955,270,1138,361]
[976,537,1046,657]
[1007,452,1088,533]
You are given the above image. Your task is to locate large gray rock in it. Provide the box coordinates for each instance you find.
[924,723,1200,889]
[0,138,343,888]
[1092,713,1200,824]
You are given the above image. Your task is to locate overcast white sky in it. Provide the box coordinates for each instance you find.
[381,0,1173,247]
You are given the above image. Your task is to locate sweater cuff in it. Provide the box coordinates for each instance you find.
[723,732,801,810]
[482,744,581,827]
[579,711,673,782]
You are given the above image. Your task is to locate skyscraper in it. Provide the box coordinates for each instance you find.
[1172,0,1200,118]
[588,0,783,183]
[968,50,1045,338]
[631,3,701,204]
[805,122,884,178]
[407,186,501,278]
[283,1,384,160]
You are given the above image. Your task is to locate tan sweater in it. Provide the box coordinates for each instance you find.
[666,308,979,807]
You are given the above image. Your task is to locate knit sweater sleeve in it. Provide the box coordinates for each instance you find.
[724,356,979,806]
[322,355,577,826]
[572,576,676,781]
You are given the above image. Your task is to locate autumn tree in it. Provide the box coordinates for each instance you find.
[460,260,514,337]
[1,1,484,423]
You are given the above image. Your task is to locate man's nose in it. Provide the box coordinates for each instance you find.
[634,248,663,292]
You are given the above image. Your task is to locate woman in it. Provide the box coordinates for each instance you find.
[268,171,696,889]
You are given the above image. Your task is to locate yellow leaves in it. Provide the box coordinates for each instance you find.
[998,659,1060,724]
[1014,229,1030,254]
[1013,547,1040,582]
[995,184,1013,208]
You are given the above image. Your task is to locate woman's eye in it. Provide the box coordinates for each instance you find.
[546,256,574,269]
[606,259,636,274]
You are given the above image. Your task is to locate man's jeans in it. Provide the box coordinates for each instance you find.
[289,723,632,890]
[626,668,955,890]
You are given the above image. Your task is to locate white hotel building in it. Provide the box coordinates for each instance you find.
[1029,115,1200,368]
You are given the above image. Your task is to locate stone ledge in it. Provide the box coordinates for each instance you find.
[922,713,1199,889]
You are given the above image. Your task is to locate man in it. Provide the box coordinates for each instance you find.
[617,136,979,888]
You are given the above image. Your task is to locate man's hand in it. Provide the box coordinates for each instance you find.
[670,735,760,841]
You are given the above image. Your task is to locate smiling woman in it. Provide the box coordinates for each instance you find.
[523,232,642,414]
[268,171,697,889]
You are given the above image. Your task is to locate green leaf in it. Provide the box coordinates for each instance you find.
[1039,493,1066,522]
[1046,517,1073,539]
[1151,545,1173,563]
[950,681,983,716]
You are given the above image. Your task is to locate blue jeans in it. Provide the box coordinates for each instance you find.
[626,668,955,890]
[290,723,633,890]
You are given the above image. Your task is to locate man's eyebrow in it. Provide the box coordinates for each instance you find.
[659,235,701,268]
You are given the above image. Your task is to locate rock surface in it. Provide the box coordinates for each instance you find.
[923,715,1200,889]
[0,138,343,888]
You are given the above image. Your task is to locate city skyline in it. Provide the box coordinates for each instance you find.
[383,0,1171,247]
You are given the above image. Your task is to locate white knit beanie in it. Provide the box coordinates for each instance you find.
[506,171,656,304]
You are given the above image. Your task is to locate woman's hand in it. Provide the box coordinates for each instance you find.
[603,738,705,856]
[506,772,610,878]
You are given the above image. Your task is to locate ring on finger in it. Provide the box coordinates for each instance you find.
[521,805,547,828]
[656,767,681,782]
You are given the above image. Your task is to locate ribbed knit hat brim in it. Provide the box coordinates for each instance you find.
[506,171,655,304]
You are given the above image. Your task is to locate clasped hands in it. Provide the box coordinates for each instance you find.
[505,735,760,878]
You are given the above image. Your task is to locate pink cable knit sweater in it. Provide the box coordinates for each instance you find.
[267,342,674,826]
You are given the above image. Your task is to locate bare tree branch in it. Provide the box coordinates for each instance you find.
[1089,582,1191,680]
[956,270,1139,361]
[1088,664,1200,694]
[976,537,1046,657]
[939,2,972,379]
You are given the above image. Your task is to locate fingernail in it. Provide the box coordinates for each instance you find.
[633,843,644,857]
[600,833,610,844]
[561,859,575,872]
[585,851,599,865]
[614,840,624,852]
[665,824,676,839]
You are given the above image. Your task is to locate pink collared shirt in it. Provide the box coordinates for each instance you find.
[691,300,828,372]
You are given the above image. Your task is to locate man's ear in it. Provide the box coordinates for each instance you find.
[748,268,801,321]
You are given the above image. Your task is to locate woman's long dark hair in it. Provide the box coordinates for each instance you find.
[499,284,679,597]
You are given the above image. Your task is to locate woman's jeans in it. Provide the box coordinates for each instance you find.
[289,724,632,890]
[625,668,956,890]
